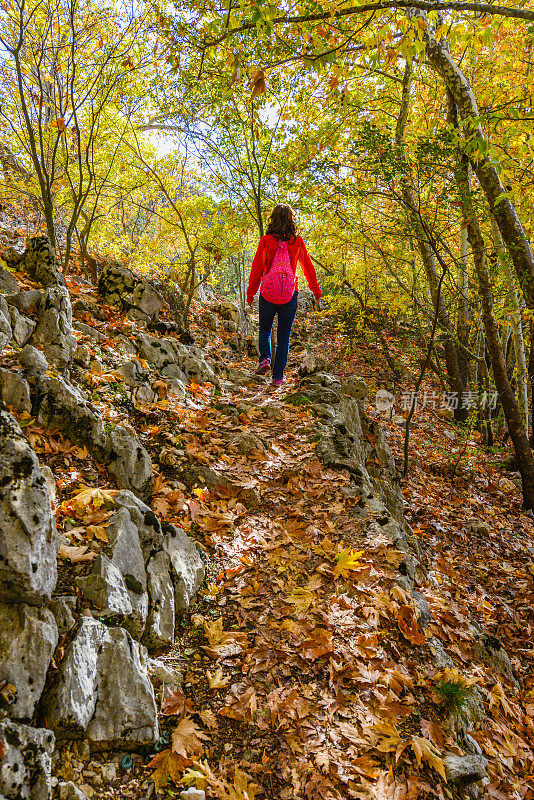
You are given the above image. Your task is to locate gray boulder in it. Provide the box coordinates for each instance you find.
[444,753,487,785]
[144,550,175,650]
[21,236,63,288]
[45,618,158,748]
[0,263,18,294]
[36,376,153,500]
[341,375,369,406]
[0,368,32,414]
[73,321,104,342]
[105,425,153,500]
[131,282,165,318]
[0,721,55,800]
[0,297,12,351]
[76,555,133,618]
[8,306,35,346]
[0,406,58,605]
[0,603,58,719]
[111,491,163,558]
[137,333,178,371]
[18,345,49,377]
[5,290,42,315]
[296,287,316,315]
[298,352,326,376]
[107,508,149,636]
[49,596,77,637]
[31,286,76,368]
[217,301,243,327]
[120,360,148,387]
[163,523,204,614]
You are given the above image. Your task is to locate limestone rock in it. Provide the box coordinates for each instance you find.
[45,618,158,747]
[296,287,316,315]
[298,351,326,376]
[131,283,165,318]
[0,720,55,800]
[137,333,178,371]
[74,322,104,342]
[0,368,32,413]
[148,658,182,690]
[21,236,63,288]
[120,360,148,387]
[0,263,18,294]
[9,306,36,346]
[217,301,243,326]
[18,345,49,377]
[49,596,77,637]
[0,296,12,351]
[144,550,175,650]
[110,491,163,558]
[341,375,369,404]
[105,425,153,500]
[31,286,76,368]
[180,789,206,800]
[76,555,133,618]
[444,753,487,785]
[132,383,155,404]
[36,376,153,500]
[203,312,217,331]
[0,406,58,605]
[107,508,149,636]
[5,290,43,315]
[58,783,88,800]
[0,602,58,719]
[98,264,164,320]
[163,523,204,614]
[473,632,515,681]
[73,344,90,368]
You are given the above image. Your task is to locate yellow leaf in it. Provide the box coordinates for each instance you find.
[410,736,447,781]
[147,749,183,791]
[333,548,364,578]
[206,668,230,689]
[285,587,316,613]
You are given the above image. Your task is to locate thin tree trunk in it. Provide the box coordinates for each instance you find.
[412,8,534,309]
[491,217,529,434]
[450,99,534,508]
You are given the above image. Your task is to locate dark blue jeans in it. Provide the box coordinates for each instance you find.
[258,291,298,380]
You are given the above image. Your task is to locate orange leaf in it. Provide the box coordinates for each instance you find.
[396,605,425,645]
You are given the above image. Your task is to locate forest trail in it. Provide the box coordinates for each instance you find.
[117,325,533,800]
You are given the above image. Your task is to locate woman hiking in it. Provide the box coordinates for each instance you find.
[246,204,322,387]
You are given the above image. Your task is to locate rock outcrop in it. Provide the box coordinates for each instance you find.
[0,720,55,800]
[98,263,165,321]
[0,406,58,605]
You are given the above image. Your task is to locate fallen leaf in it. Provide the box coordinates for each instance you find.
[396,605,426,645]
[411,735,447,781]
[171,716,209,758]
[161,687,192,718]
[207,668,230,689]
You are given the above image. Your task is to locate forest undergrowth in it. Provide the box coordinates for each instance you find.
[3,241,533,799]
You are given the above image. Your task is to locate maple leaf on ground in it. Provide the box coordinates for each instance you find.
[57,544,96,563]
[333,548,364,578]
[161,687,193,718]
[207,668,230,689]
[199,709,218,730]
[410,736,447,781]
[219,686,258,724]
[420,719,446,748]
[396,605,426,645]
[285,587,316,613]
[299,627,334,660]
[203,618,247,658]
[147,749,184,791]
[171,716,209,758]
[67,485,116,515]
[228,767,261,800]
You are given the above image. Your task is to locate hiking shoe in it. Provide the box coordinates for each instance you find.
[271,378,285,388]
[255,358,271,375]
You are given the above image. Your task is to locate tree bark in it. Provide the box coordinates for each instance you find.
[412,8,534,309]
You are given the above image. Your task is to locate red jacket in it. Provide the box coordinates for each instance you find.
[246,234,322,305]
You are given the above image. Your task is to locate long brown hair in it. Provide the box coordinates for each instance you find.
[265,204,297,242]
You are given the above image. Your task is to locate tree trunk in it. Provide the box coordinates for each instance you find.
[395,60,468,420]
[412,8,534,309]
[450,101,534,508]
[490,217,529,434]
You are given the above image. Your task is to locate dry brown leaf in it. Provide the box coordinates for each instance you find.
[171,716,209,758]
[199,709,218,730]
[57,544,96,563]
[161,687,192,718]
[410,735,447,781]
[206,668,230,689]
[396,605,426,645]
